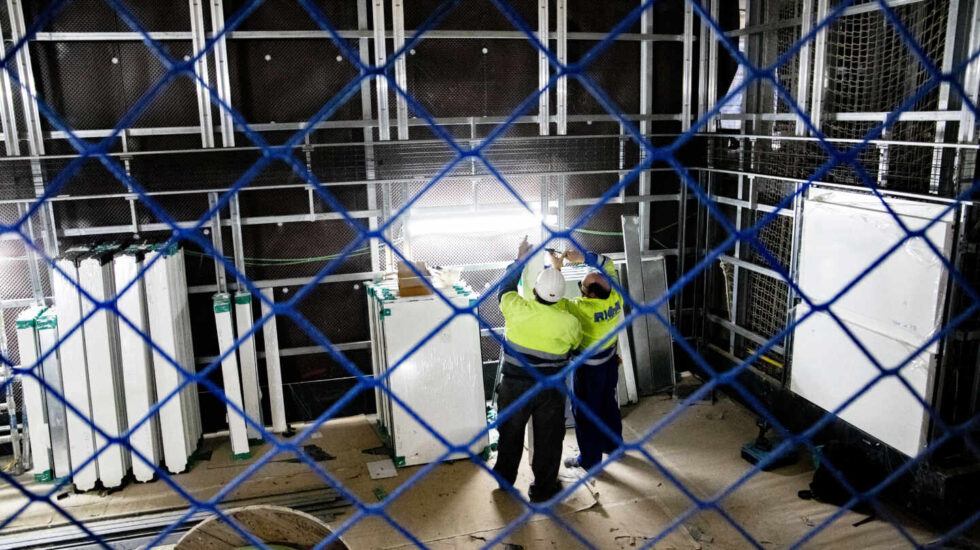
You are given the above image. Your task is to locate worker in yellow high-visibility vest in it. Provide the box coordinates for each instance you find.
[551,248,624,471]
[493,236,582,503]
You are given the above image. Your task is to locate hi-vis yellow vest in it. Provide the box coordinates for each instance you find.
[561,254,622,351]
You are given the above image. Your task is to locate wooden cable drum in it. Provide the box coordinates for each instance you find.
[175,505,349,550]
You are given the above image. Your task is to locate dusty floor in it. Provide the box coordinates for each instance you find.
[0,395,956,548]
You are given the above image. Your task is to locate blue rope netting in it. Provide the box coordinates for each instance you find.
[0,0,977,548]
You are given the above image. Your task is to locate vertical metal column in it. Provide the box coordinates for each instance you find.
[538,0,550,135]
[372,0,391,141]
[555,0,567,136]
[208,192,227,292]
[358,0,383,271]
[928,0,961,194]
[210,0,236,147]
[697,3,709,122]
[391,0,409,140]
[638,0,653,250]
[16,202,43,303]
[810,0,830,134]
[707,0,718,132]
[7,0,43,157]
[0,21,20,156]
[681,1,694,132]
[189,0,215,148]
[958,0,980,145]
[795,0,814,136]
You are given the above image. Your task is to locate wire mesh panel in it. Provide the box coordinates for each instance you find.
[0,0,977,549]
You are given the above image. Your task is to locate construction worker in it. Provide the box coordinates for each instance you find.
[551,248,624,472]
[493,236,582,503]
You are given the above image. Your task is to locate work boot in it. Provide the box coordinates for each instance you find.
[527,480,562,503]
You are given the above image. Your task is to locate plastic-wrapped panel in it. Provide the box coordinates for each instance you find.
[368,281,488,467]
[213,293,250,458]
[791,189,954,457]
[114,250,162,482]
[52,256,99,490]
[78,253,130,487]
[35,309,72,479]
[15,306,51,482]
[234,292,263,438]
[144,247,195,473]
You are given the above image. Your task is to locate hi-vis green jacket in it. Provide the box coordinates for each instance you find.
[497,262,582,378]
[560,252,622,363]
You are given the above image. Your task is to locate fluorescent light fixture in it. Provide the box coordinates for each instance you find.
[407,210,557,236]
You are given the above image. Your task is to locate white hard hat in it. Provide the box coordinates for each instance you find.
[534,267,565,303]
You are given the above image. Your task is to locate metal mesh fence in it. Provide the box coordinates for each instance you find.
[0,0,977,548]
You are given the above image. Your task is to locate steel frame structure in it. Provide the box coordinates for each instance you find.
[0,0,975,439]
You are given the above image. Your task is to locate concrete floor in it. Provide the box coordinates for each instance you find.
[0,395,953,548]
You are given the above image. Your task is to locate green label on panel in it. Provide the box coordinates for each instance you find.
[36,315,57,330]
[234,292,251,305]
[213,293,231,313]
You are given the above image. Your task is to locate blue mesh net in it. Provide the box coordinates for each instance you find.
[0,0,978,548]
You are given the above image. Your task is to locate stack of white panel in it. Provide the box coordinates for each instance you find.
[52,249,100,491]
[34,308,72,480]
[114,245,162,482]
[15,306,52,482]
[77,246,131,488]
[213,293,250,459]
[144,245,201,473]
[259,288,287,433]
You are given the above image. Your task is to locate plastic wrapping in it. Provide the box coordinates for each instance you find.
[15,306,51,482]
[791,189,953,457]
[52,253,99,490]
[212,293,250,459]
[233,291,263,439]
[114,247,162,482]
[366,280,488,467]
[79,249,130,487]
[35,309,72,479]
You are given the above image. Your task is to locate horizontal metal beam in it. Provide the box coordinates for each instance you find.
[196,341,371,365]
[725,0,929,38]
[710,195,794,216]
[715,111,963,122]
[42,113,689,142]
[694,167,976,206]
[719,254,785,281]
[188,270,383,294]
[706,313,786,355]
[31,29,686,42]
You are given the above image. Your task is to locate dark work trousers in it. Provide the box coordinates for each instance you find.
[572,353,623,469]
[492,375,565,494]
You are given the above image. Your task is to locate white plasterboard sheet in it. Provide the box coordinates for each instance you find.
[144,251,191,473]
[798,189,954,351]
[79,258,130,487]
[234,294,263,439]
[790,307,935,457]
[383,294,487,466]
[114,254,161,482]
[213,298,250,457]
[52,260,99,490]
[367,458,398,480]
[15,307,51,478]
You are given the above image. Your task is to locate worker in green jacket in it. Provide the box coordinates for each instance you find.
[493,236,582,503]
[551,248,624,471]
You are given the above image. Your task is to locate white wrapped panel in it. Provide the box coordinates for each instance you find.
[79,256,130,487]
[234,292,262,438]
[52,257,99,490]
[791,307,935,457]
[373,286,487,467]
[35,310,72,479]
[171,249,202,448]
[260,288,287,433]
[213,293,250,458]
[15,306,51,482]
[791,190,953,457]
[797,189,954,352]
[144,248,194,473]
[114,252,162,482]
